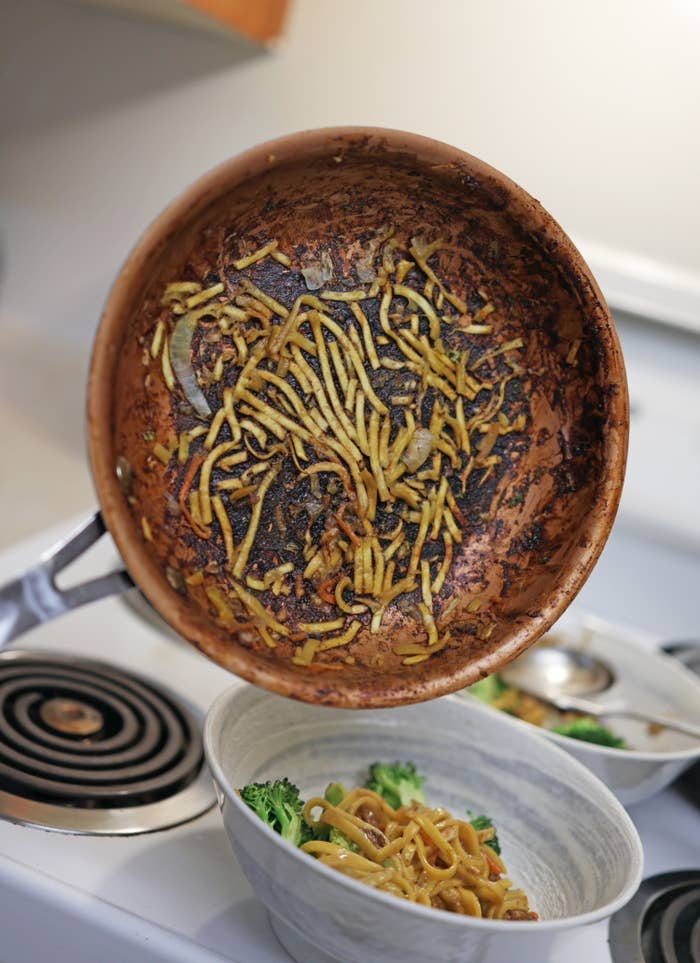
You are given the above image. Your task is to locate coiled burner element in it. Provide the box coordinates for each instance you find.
[0,651,215,834]
[609,870,700,963]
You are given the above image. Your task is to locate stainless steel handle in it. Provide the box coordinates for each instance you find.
[0,512,133,647]
[555,694,700,741]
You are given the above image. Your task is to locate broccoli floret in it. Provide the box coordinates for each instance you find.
[308,783,347,843]
[468,674,507,703]
[240,781,274,825]
[240,778,313,846]
[468,813,501,855]
[324,782,346,806]
[329,826,359,852]
[365,762,426,809]
[552,717,625,749]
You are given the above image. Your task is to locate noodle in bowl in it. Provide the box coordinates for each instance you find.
[300,787,534,920]
[204,686,643,963]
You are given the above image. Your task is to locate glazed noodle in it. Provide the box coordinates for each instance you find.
[301,787,535,919]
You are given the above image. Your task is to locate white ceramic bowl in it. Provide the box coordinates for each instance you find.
[459,614,700,805]
[204,685,643,963]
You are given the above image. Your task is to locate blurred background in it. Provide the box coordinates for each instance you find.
[1,0,699,636]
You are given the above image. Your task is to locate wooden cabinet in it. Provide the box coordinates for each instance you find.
[75,0,289,44]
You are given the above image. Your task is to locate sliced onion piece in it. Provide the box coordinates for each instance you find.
[169,313,212,419]
[356,250,376,283]
[401,428,434,472]
[301,264,325,290]
[301,250,334,290]
[411,234,429,258]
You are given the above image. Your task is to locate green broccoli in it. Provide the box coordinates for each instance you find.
[328,827,359,852]
[240,777,313,846]
[468,674,507,703]
[322,784,359,849]
[324,782,346,806]
[468,813,501,855]
[552,717,625,749]
[365,762,426,809]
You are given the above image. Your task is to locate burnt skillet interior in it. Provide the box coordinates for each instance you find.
[88,128,628,708]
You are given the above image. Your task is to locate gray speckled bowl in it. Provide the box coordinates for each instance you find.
[204,686,643,963]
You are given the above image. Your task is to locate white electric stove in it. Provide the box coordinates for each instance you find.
[0,516,698,963]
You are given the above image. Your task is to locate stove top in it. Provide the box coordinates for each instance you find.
[0,651,215,834]
[610,870,700,963]
[0,516,698,963]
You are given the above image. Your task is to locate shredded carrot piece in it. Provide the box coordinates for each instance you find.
[178,454,209,539]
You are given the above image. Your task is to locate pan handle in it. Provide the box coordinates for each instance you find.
[0,512,133,648]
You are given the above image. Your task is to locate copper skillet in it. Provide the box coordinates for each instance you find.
[0,128,628,708]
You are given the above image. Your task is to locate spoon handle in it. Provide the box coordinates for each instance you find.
[555,694,700,740]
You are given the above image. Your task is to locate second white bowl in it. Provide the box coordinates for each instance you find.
[459,614,700,805]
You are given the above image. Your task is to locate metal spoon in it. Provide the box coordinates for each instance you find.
[500,647,700,741]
